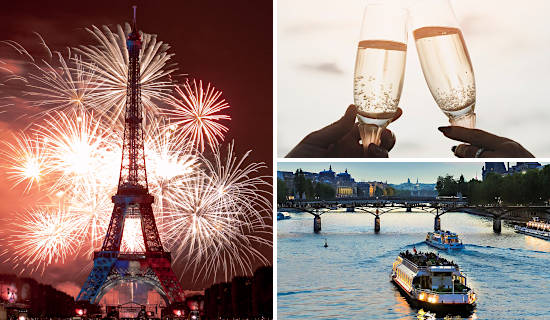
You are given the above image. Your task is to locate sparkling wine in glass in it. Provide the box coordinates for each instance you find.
[410,0,476,128]
[354,4,407,148]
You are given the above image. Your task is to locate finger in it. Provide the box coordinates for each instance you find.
[380,129,396,151]
[305,105,357,145]
[328,124,363,157]
[453,144,480,158]
[453,144,499,158]
[438,126,508,149]
[286,143,328,158]
[339,123,362,149]
[475,150,500,158]
[348,122,361,141]
[366,143,389,158]
[453,144,503,158]
[391,107,403,122]
[498,141,534,158]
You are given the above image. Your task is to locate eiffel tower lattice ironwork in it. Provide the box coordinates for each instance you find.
[77,6,185,304]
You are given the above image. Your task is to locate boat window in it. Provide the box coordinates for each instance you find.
[431,272,453,291]
[417,276,430,289]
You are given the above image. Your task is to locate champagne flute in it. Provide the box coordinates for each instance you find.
[354,3,407,148]
[410,0,476,128]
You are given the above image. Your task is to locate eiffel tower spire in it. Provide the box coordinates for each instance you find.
[118,4,148,192]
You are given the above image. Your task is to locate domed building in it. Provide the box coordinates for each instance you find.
[335,169,356,197]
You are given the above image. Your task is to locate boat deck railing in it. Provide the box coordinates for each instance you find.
[401,257,427,273]
[399,253,458,272]
[400,256,457,272]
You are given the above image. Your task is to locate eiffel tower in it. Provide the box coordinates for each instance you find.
[77,6,185,305]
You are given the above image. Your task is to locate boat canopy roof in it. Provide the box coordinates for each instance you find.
[428,265,461,274]
[431,230,459,237]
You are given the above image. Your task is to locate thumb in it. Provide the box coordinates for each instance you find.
[341,104,358,123]
[320,104,358,139]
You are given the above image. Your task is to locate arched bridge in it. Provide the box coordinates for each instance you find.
[278,199,550,234]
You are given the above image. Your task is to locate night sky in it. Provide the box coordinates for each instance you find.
[0,0,272,295]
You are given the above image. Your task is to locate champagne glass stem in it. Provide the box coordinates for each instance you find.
[358,123,385,148]
[450,112,476,128]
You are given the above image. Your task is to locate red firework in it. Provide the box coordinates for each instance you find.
[167,79,231,152]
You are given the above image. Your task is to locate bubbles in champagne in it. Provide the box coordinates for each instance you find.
[414,26,476,115]
[434,84,475,112]
[353,40,407,118]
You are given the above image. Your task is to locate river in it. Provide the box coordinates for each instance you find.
[277,210,550,319]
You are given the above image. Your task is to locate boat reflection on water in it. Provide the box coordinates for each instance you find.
[416,309,477,320]
[416,309,436,320]
[416,310,482,320]
[524,235,550,252]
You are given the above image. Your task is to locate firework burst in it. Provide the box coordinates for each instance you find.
[166,79,231,152]
[0,36,97,115]
[75,23,178,121]
[0,132,48,193]
[3,207,81,274]
[145,118,198,219]
[66,183,113,254]
[25,51,97,113]
[162,142,272,282]
[202,142,272,224]
[35,108,121,194]
[1,26,177,123]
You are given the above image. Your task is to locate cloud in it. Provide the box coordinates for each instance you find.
[298,62,344,75]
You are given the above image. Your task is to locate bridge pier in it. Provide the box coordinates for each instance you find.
[493,217,501,233]
[374,215,380,233]
[434,215,441,231]
[314,215,321,233]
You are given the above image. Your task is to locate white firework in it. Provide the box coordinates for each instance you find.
[75,23,178,121]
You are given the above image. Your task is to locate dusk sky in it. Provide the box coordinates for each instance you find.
[277,162,542,184]
[0,0,272,297]
[278,0,550,157]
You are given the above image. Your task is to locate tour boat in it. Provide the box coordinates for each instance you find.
[425,230,464,250]
[514,217,550,240]
[391,251,476,315]
[277,212,291,221]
